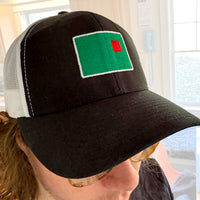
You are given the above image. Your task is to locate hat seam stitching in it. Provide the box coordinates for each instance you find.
[22,21,43,117]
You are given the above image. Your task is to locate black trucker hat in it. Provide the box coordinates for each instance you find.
[3,11,200,178]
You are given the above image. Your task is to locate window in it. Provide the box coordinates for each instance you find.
[160,1,200,199]
[20,6,71,31]
[172,0,200,106]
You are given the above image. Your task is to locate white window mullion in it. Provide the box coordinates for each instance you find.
[160,0,174,100]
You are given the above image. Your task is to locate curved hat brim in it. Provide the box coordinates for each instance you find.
[18,89,200,178]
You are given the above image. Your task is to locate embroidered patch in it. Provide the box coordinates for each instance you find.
[73,31,133,78]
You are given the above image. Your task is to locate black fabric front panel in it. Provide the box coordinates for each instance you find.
[20,11,148,116]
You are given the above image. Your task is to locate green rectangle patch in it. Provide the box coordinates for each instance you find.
[73,31,134,78]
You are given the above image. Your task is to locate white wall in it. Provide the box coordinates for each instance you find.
[0,5,18,51]
[70,0,133,35]
[129,0,163,95]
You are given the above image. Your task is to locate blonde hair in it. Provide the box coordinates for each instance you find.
[0,111,38,200]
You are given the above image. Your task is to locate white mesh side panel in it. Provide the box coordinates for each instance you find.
[4,29,31,118]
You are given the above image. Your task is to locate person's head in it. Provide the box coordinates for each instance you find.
[1,11,200,200]
[0,111,159,200]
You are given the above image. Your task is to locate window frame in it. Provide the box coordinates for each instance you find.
[160,0,200,118]
[19,5,71,30]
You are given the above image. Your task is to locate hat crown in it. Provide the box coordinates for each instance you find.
[4,11,147,118]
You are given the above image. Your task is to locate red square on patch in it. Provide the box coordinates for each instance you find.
[111,40,122,52]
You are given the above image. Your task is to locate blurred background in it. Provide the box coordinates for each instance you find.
[0,0,199,199]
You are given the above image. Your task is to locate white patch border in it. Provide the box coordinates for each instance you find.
[72,31,134,79]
